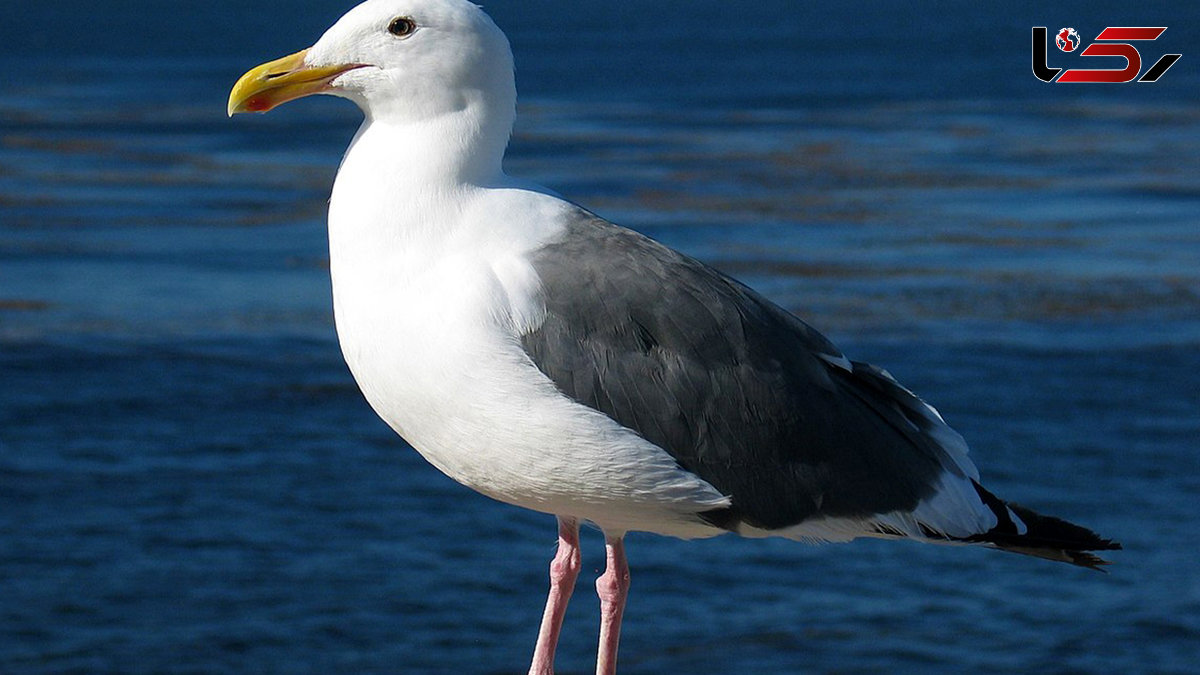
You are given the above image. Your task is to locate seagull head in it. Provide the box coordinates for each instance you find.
[228,0,515,126]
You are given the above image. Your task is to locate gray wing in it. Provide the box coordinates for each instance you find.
[521,209,963,531]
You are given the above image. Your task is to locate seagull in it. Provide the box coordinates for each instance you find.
[228,1,1120,673]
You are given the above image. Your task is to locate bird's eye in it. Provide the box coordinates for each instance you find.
[388,17,417,37]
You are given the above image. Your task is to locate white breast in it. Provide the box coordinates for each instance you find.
[325,123,729,537]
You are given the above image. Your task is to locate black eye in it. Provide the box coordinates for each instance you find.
[388,17,416,37]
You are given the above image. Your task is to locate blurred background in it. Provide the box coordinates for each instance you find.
[1,1,1197,673]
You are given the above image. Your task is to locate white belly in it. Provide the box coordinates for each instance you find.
[328,236,729,538]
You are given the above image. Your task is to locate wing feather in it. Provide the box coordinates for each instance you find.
[521,210,972,531]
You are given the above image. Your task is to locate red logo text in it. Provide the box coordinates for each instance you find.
[1032,26,1181,83]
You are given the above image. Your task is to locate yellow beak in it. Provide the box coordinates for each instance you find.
[227,49,364,116]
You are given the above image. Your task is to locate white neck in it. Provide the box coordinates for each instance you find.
[352,96,510,186]
[329,100,511,244]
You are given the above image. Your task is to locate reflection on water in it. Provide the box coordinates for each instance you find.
[3,74,1197,346]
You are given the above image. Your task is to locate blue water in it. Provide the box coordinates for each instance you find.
[2,1,1199,673]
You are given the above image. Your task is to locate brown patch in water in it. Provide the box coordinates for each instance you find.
[0,299,52,311]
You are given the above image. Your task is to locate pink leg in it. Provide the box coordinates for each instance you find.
[594,532,630,675]
[529,517,581,675]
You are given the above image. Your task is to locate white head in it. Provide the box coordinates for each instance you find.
[230,0,518,187]
[311,0,514,125]
[229,0,516,133]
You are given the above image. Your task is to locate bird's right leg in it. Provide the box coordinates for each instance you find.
[594,532,630,675]
[529,516,582,675]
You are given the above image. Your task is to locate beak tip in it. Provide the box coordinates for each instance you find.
[227,48,319,120]
[228,92,275,117]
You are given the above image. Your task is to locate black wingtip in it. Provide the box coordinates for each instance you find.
[988,541,1119,572]
[969,482,1120,571]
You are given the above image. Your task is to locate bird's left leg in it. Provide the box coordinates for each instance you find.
[529,516,581,675]
[594,532,630,675]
